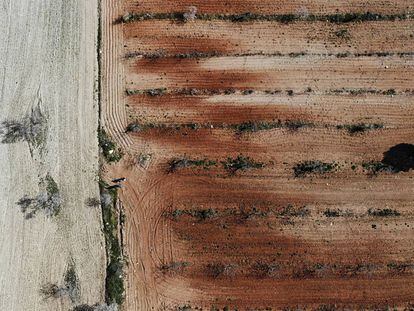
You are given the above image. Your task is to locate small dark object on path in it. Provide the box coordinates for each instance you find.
[106,184,122,190]
[112,177,127,183]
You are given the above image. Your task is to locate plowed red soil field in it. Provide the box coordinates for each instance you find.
[101,1,414,310]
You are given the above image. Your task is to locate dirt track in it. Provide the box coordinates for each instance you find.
[0,1,105,310]
[102,1,414,310]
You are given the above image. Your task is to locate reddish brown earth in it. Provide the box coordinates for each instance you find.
[102,1,414,310]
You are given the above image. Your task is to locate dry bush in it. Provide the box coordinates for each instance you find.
[160,261,189,274]
[183,6,197,21]
[0,105,47,148]
[40,283,67,299]
[40,262,79,303]
[252,261,279,278]
[206,263,237,278]
[86,197,101,208]
[17,175,62,218]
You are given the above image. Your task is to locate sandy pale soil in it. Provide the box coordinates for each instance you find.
[0,1,105,310]
[102,1,414,310]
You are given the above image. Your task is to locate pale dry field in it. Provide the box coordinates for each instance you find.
[0,1,105,310]
[102,0,414,310]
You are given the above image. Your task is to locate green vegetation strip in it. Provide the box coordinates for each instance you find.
[165,155,264,174]
[99,181,125,305]
[126,87,410,97]
[125,120,313,134]
[126,51,414,59]
[121,12,413,24]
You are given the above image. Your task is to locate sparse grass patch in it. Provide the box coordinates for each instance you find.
[126,88,167,96]
[160,261,190,274]
[119,12,411,24]
[383,89,397,96]
[233,121,280,133]
[86,197,101,208]
[334,29,350,39]
[239,205,269,219]
[323,209,342,217]
[368,208,400,217]
[137,153,152,168]
[233,120,311,133]
[222,155,264,174]
[64,262,80,303]
[98,129,123,163]
[279,204,310,217]
[336,123,383,135]
[73,304,119,311]
[206,263,237,278]
[284,120,313,131]
[126,121,203,133]
[167,157,217,173]
[177,305,193,311]
[293,161,337,177]
[387,262,414,273]
[170,208,218,221]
